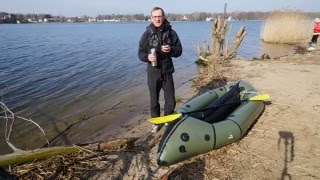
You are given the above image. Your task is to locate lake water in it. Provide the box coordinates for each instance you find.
[0,21,295,154]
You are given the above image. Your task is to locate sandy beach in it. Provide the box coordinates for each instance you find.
[106,49,320,179]
[53,48,317,179]
[10,49,320,179]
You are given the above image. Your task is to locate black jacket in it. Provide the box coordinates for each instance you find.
[138,20,182,74]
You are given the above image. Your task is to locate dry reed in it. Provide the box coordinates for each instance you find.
[261,9,313,44]
[193,58,238,94]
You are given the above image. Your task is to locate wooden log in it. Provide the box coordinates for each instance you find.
[211,16,228,59]
[227,26,247,59]
[0,146,81,166]
[223,24,233,57]
[220,20,228,54]
[0,138,137,166]
[205,16,246,62]
[215,16,222,56]
[211,19,218,55]
[78,137,137,151]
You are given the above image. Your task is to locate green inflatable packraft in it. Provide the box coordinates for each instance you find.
[157,80,265,166]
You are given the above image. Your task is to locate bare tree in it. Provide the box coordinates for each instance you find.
[196,16,247,64]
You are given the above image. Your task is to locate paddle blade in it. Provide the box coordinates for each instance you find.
[248,94,270,101]
[148,114,183,124]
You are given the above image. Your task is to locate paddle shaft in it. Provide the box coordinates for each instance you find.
[181,99,249,116]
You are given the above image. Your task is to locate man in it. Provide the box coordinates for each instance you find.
[138,7,182,133]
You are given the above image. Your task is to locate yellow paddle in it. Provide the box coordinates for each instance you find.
[148,94,270,124]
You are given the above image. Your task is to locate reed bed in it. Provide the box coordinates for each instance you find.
[261,9,313,44]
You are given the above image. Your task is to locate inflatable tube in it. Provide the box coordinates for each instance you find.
[157,80,264,166]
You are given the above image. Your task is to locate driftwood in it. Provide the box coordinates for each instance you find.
[0,138,137,166]
[196,16,247,64]
[211,16,228,57]
[0,146,81,166]
[252,53,271,60]
[227,26,247,59]
[1,101,50,152]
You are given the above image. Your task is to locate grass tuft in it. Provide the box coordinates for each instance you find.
[261,9,313,44]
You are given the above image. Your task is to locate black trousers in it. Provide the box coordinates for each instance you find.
[311,34,319,43]
[148,72,176,118]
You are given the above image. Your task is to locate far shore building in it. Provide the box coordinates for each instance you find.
[183,15,188,21]
[205,17,213,21]
[88,18,97,23]
[28,18,38,23]
[97,19,121,22]
[44,18,60,23]
[67,18,75,23]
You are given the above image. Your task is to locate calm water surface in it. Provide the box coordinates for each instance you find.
[0,21,295,154]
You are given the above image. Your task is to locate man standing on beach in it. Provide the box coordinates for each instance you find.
[138,7,182,133]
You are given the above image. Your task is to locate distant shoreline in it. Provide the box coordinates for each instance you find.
[1,11,319,24]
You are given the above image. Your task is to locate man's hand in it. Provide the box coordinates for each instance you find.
[148,53,157,62]
[161,45,170,53]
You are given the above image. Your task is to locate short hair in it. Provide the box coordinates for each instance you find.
[315,18,320,23]
[151,7,165,17]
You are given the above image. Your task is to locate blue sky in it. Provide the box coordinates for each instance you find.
[1,0,319,17]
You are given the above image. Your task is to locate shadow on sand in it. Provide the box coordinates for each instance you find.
[278,131,295,180]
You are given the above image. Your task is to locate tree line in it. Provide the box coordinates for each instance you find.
[1,11,320,24]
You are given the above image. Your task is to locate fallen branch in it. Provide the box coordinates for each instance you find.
[1,101,50,152]
[0,138,137,166]
[45,101,122,147]
[227,26,247,59]
[199,56,210,62]
[0,146,82,166]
